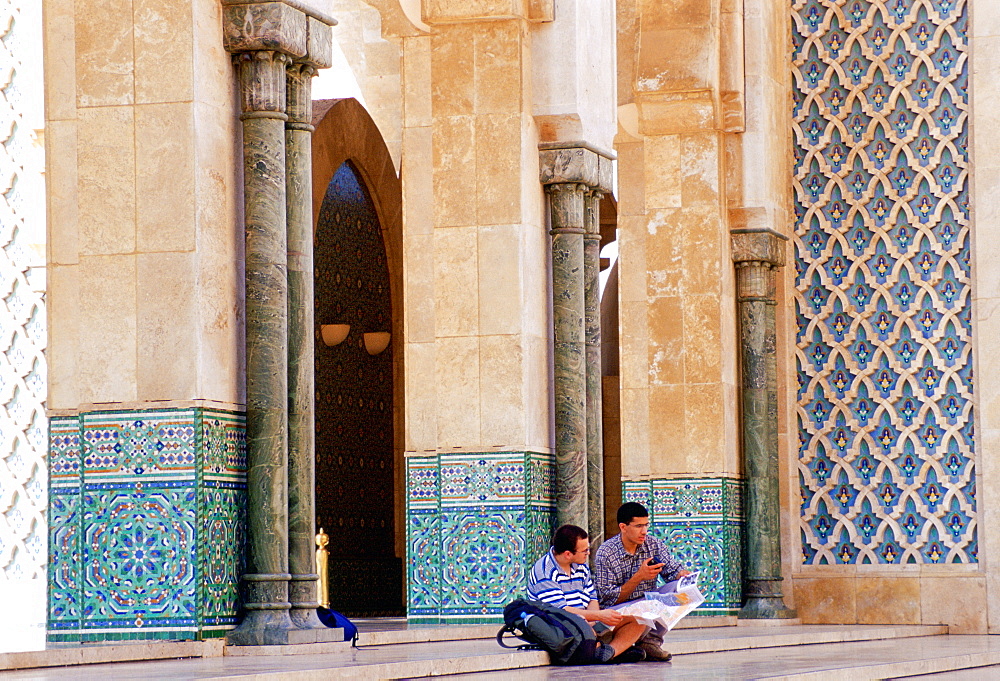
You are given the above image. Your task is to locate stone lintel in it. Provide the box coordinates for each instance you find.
[221,0,338,26]
[422,0,531,24]
[540,145,615,190]
[223,2,309,58]
[635,89,717,136]
[730,228,787,268]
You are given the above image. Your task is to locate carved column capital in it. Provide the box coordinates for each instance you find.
[539,145,614,193]
[730,227,788,268]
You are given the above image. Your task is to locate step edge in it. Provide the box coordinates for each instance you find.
[756,650,1000,681]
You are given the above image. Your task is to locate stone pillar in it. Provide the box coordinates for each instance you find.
[583,189,605,547]
[223,1,337,645]
[546,182,588,529]
[286,60,321,631]
[731,228,795,620]
[540,147,613,530]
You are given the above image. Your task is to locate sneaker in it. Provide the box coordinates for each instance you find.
[610,645,646,664]
[638,640,673,662]
[595,642,617,663]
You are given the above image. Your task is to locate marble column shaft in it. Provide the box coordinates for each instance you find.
[235,49,295,640]
[731,229,794,620]
[548,183,589,530]
[583,190,605,547]
[285,62,322,629]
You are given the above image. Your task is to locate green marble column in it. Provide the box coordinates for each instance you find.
[547,183,588,530]
[731,228,795,620]
[229,49,297,645]
[285,61,323,631]
[583,190,604,547]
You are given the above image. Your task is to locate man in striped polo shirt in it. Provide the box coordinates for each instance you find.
[527,524,647,663]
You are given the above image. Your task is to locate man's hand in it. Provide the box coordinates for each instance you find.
[594,609,624,627]
[677,569,692,578]
[634,558,665,582]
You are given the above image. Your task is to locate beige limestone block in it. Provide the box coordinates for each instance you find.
[430,24,474,117]
[433,226,479,336]
[192,0,239,111]
[475,113,523,226]
[134,0,194,104]
[619,300,650,388]
[636,29,713,93]
[648,384,685,473]
[432,115,476,227]
[135,103,196,253]
[616,215,647,304]
[646,209,681,298]
[973,2,1000,37]
[192,98,242,403]
[44,0,77,121]
[974,304,1000,428]
[643,136,681,209]
[681,207,724,295]
[620,387,650,477]
[615,139,645,216]
[639,0,712,30]
[402,126,434,235]
[46,120,80,266]
[684,382,726,471]
[404,233,435,342]
[792,577,857,624]
[136,252,197,400]
[77,106,136,256]
[636,90,716,136]
[683,294,722,384]
[402,36,432,127]
[524,332,552,452]
[480,334,525,447]
[404,341,437,452]
[647,295,683,386]
[76,0,135,107]
[680,133,722,206]
[478,225,522,336]
[519,213,549,339]
[365,39,401,79]
[46,265,80,410]
[920,577,987,633]
[77,254,137,404]
[856,577,921,625]
[435,335,481,448]
[475,21,523,115]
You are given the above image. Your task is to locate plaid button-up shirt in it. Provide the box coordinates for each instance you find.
[593,534,684,608]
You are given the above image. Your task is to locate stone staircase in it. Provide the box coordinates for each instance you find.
[2,620,1000,679]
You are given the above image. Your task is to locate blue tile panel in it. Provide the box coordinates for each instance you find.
[792,0,977,565]
[623,477,744,616]
[406,451,556,624]
[47,408,247,642]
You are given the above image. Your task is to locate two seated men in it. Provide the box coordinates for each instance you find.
[527,502,688,663]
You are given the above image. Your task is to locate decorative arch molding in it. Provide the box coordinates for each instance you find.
[311,97,406,561]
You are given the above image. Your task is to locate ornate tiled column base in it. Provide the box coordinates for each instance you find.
[47,407,247,643]
[406,451,556,624]
[623,477,744,616]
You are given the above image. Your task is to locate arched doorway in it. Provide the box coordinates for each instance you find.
[311,99,404,616]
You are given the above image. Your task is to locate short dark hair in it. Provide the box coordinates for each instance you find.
[552,524,588,555]
[617,502,649,526]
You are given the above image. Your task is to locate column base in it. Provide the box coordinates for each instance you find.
[738,579,797,620]
[289,574,325,629]
[227,608,344,645]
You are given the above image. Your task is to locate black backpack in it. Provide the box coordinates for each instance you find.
[496,598,602,665]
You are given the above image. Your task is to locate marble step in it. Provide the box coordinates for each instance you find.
[445,633,1000,680]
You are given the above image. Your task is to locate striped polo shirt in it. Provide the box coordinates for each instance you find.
[527,549,598,609]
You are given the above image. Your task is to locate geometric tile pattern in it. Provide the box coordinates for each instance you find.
[624,477,743,615]
[792,0,977,565]
[406,451,555,624]
[47,408,246,642]
[0,1,48,583]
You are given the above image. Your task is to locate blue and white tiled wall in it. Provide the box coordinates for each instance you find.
[48,407,246,642]
[406,451,556,624]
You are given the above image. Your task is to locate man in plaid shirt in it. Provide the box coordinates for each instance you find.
[594,502,689,661]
